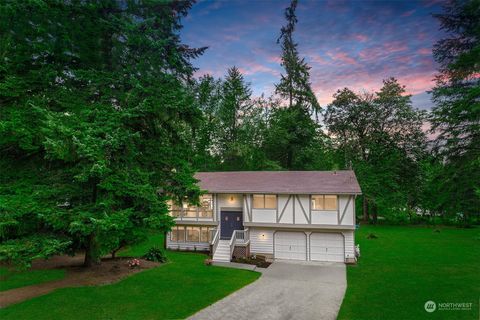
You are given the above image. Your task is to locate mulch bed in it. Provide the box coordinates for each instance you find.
[232,256,272,268]
[0,255,160,308]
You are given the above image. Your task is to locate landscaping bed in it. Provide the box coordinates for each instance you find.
[0,255,159,307]
[232,255,272,268]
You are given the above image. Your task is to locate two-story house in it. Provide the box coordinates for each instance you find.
[167,171,361,263]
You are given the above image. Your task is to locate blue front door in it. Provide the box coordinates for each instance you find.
[220,211,243,240]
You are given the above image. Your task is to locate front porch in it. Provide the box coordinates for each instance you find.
[211,228,250,262]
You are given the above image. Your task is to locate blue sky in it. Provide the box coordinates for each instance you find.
[181,0,446,109]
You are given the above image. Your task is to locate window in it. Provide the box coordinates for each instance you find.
[324,195,337,210]
[199,194,213,218]
[253,194,277,209]
[253,195,264,208]
[171,226,211,242]
[186,227,200,242]
[170,226,186,242]
[265,195,277,209]
[184,203,197,217]
[311,195,337,211]
[200,227,210,242]
[169,195,214,218]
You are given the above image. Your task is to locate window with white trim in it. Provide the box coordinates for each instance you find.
[171,226,212,242]
[253,194,277,209]
[311,195,338,210]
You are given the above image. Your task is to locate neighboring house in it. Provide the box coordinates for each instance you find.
[167,171,361,263]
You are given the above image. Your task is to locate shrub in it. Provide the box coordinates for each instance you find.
[143,246,167,263]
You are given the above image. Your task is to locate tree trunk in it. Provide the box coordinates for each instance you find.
[362,196,369,222]
[372,202,378,224]
[84,232,101,267]
[163,231,167,250]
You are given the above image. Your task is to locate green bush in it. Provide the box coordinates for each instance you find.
[143,246,167,263]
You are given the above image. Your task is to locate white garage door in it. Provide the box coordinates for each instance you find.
[310,233,345,262]
[274,232,307,260]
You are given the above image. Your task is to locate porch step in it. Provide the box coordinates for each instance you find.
[213,240,231,262]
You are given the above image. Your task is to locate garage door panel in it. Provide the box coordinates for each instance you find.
[274,232,307,261]
[310,233,344,262]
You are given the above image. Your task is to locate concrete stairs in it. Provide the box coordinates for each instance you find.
[212,240,231,262]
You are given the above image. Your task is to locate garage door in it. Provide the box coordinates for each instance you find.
[274,232,307,260]
[310,233,344,262]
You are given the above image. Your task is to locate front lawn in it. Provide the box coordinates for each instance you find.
[0,267,65,292]
[338,225,480,320]
[0,234,260,319]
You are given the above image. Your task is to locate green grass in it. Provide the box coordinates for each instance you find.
[0,233,260,320]
[338,225,480,320]
[0,267,65,292]
[118,232,166,258]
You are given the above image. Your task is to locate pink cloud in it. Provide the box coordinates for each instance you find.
[401,9,416,17]
[417,48,431,55]
[398,72,435,95]
[352,33,369,42]
[266,55,282,64]
[308,54,329,65]
[396,56,412,64]
[416,32,428,41]
[383,41,409,54]
[327,51,358,65]
[238,61,280,77]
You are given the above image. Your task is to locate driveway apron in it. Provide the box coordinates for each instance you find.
[189,260,347,320]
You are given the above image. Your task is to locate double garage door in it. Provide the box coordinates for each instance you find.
[274,232,344,262]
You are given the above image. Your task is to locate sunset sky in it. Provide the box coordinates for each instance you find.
[181,0,446,110]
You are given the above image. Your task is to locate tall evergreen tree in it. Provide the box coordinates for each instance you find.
[265,0,331,170]
[275,0,320,115]
[216,66,253,169]
[430,0,480,224]
[0,0,205,267]
[192,75,223,171]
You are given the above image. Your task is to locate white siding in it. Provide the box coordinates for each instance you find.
[277,195,293,223]
[250,194,355,227]
[252,209,276,223]
[342,230,355,259]
[217,194,242,210]
[311,211,338,224]
[339,195,355,225]
[249,228,274,255]
[294,195,309,224]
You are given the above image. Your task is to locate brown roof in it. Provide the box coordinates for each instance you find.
[195,171,362,194]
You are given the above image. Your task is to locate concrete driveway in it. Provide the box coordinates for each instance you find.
[189,260,346,320]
